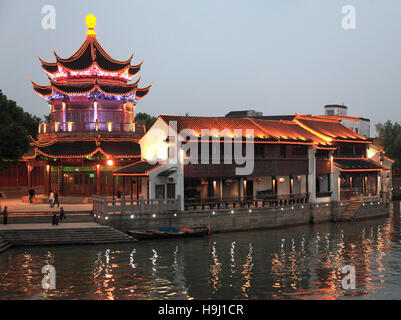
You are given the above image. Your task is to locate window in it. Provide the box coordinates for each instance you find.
[293,146,307,157]
[155,184,165,199]
[255,144,264,157]
[280,145,286,158]
[167,183,175,199]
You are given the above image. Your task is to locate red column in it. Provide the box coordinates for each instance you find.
[44,165,51,195]
[96,164,101,195]
[27,165,32,189]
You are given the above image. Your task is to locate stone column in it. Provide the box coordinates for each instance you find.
[176,149,185,211]
[330,151,340,202]
[307,146,316,203]
[239,177,244,201]
[377,173,381,196]
[331,168,340,202]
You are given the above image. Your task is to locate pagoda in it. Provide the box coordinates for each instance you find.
[25,14,152,196]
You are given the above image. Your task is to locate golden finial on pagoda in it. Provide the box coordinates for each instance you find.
[86,14,96,36]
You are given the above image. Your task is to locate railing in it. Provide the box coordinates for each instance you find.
[92,195,180,220]
[340,188,378,201]
[39,122,144,134]
[184,193,309,211]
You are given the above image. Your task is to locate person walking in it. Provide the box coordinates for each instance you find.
[29,188,35,203]
[3,206,8,225]
[53,191,60,208]
[52,213,59,226]
[49,191,54,208]
[59,207,65,221]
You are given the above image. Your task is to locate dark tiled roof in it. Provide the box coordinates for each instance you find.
[37,141,97,157]
[27,140,141,158]
[100,141,141,157]
[54,37,132,72]
[250,119,322,144]
[159,115,273,138]
[113,160,161,175]
[333,159,384,171]
[296,116,370,142]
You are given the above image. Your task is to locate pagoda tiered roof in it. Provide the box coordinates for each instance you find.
[32,77,151,99]
[32,15,151,101]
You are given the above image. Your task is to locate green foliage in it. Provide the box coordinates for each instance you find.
[0,90,40,169]
[43,113,51,123]
[134,112,157,130]
[375,121,401,169]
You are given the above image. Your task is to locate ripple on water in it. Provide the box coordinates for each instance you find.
[0,204,400,299]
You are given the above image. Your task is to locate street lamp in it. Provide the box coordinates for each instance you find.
[107,159,115,200]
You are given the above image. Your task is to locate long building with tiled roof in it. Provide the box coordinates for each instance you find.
[113,110,391,208]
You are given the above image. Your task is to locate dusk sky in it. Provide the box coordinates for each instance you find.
[0,1,400,134]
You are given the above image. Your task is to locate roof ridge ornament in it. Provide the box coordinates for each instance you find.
[86,14,96,36]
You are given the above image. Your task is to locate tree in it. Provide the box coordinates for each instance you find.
[134,112,157,130]
[375,120,401,169]
[43,113,51,123]
[0,90,40,170]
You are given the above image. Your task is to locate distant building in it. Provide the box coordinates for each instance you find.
[225,104,371,138]
[323,105,371,138]
[225,110,263,118]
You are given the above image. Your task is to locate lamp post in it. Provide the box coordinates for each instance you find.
[107,159,115,200]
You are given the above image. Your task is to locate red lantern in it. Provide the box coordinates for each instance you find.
[278,177,285,183]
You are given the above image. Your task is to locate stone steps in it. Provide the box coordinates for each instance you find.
[0,237,11,253]
[342,202,361,220]
[0,226,136,246]
[7,213,93,224]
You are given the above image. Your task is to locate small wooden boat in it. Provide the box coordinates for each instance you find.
[128,226,210,240]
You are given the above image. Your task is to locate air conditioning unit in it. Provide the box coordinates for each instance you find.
[168,177,174,183]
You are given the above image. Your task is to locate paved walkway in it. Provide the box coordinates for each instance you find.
[0,222,102,230]
[0,198,92,213]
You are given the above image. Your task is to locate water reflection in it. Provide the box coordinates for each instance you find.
[1,203,401,299]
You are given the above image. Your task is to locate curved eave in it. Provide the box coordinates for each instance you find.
[93,37,133,65]
[21,148,37,160]
[315,145,337,150]
[128,60,144,76]
[38,56,59,74]
[332,138,372,144]
[113,161,162,176]
[134,83,152,100]
[31,80,53,98]
[332,165,383,172]
[47,78,140,96]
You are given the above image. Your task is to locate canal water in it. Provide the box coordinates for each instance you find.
[1,202,401,300]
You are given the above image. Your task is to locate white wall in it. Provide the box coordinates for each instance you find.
[139,118,170,162]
